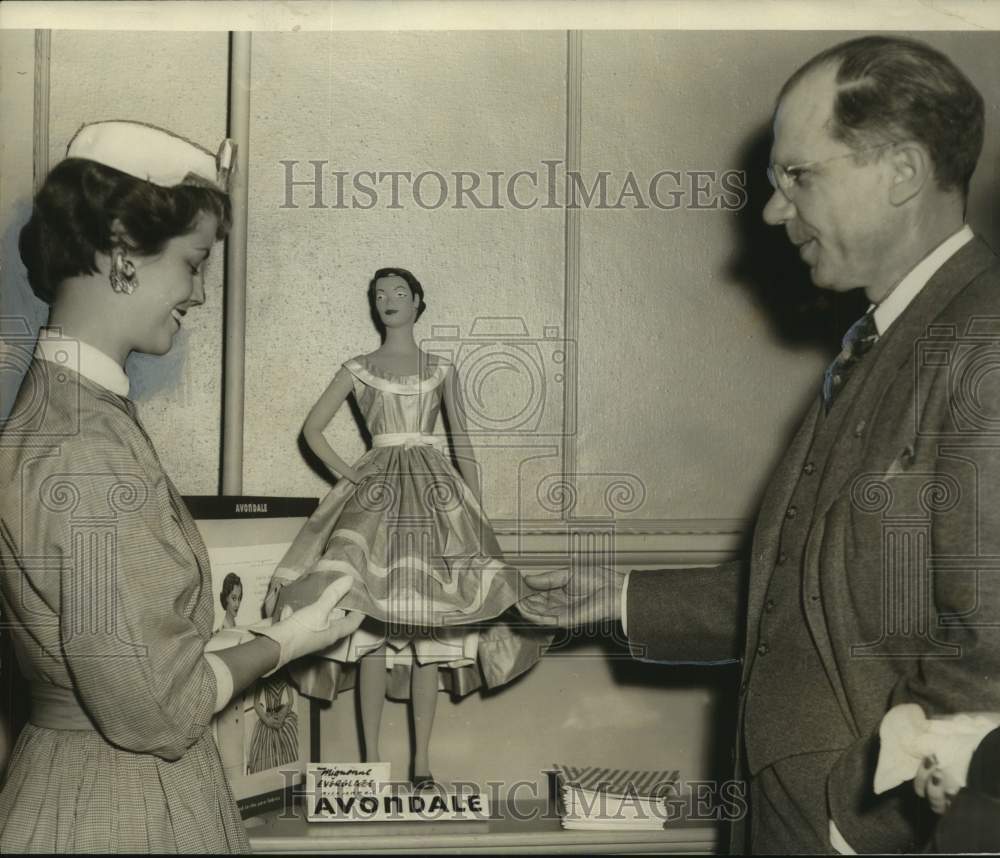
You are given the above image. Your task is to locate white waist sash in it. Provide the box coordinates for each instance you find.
[372,433,448,453]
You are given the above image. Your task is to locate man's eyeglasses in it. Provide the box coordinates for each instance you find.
[766,142,896,195]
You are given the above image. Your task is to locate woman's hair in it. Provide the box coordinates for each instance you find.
[19,158,232,304]
[220,572,242,610]
[367,267,427,322]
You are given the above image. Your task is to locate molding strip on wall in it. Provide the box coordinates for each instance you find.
[32,30,50,194]
[561,30,583,520]
[222,31,252,494]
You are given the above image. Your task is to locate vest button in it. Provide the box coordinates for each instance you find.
[786,506,798,519]
[765,598,776,612]
[757,643,769,656]
[854,419,867,437]
[803,462,816,475]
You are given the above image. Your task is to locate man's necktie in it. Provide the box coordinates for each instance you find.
[822,310,879,413]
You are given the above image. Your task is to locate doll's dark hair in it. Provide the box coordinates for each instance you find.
[220,573,242,610]
[18,158,232,304]
[367,267,427,321]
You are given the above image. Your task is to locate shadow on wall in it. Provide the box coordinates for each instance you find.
[727,122,870,353]
[555,634,741,786]
[1,198,49,423]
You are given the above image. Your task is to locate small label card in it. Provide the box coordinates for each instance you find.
[306,763,491,823]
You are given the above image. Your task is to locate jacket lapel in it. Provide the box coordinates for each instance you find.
[812,237,997,519]
[801,238,997,729]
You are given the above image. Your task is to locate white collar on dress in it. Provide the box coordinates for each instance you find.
[871,225,974,335]
[34,327,130,397]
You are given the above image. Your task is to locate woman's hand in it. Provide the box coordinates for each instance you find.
[263,580,282,618]
[914,754,963,814]
[253,578,364,672]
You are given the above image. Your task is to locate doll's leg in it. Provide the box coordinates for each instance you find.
[359,646,387,761]
[411,661,439,776]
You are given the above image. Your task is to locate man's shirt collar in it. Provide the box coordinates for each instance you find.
[872,225,974,335]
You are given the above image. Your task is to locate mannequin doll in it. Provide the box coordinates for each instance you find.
[266,267,551,787]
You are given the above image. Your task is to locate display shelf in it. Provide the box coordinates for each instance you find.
[247,798,721,854]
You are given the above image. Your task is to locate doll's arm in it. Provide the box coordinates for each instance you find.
[303,366,367,484]
[441,363,482,503]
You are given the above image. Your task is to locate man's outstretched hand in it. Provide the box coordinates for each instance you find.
[517,565,626,628]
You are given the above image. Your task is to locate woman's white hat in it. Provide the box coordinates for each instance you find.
[66,120,235,192]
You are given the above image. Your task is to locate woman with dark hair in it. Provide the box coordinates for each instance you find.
[0,120,361,853]
[219,572,244,630]
[266,267,552,789]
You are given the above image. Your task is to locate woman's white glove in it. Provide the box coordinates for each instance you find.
[251,577,363,675]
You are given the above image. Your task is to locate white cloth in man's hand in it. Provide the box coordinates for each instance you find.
[874,703,1000,794]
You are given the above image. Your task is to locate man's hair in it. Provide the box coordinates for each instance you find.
[779,36,984,196]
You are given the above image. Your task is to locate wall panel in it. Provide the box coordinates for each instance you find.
[243,31,567,521]
[45,30,230,494]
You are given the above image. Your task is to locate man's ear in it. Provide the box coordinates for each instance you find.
[887,142,931,206]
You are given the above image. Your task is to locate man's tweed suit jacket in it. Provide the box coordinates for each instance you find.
[627,237,1000,852]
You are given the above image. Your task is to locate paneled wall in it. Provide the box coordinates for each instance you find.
[2,31,230,494]
[241,30,1000,554]
[242,31,568,519]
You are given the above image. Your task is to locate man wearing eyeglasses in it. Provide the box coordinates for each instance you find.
[521,34,999,853]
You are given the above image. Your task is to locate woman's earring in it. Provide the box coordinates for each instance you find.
[109,246,138,294]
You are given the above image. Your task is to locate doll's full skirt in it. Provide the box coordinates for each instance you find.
[270,443,552,701]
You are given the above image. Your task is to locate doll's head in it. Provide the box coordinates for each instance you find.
[368,267,426,330]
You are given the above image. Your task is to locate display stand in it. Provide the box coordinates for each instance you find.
[247,798,720,854]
